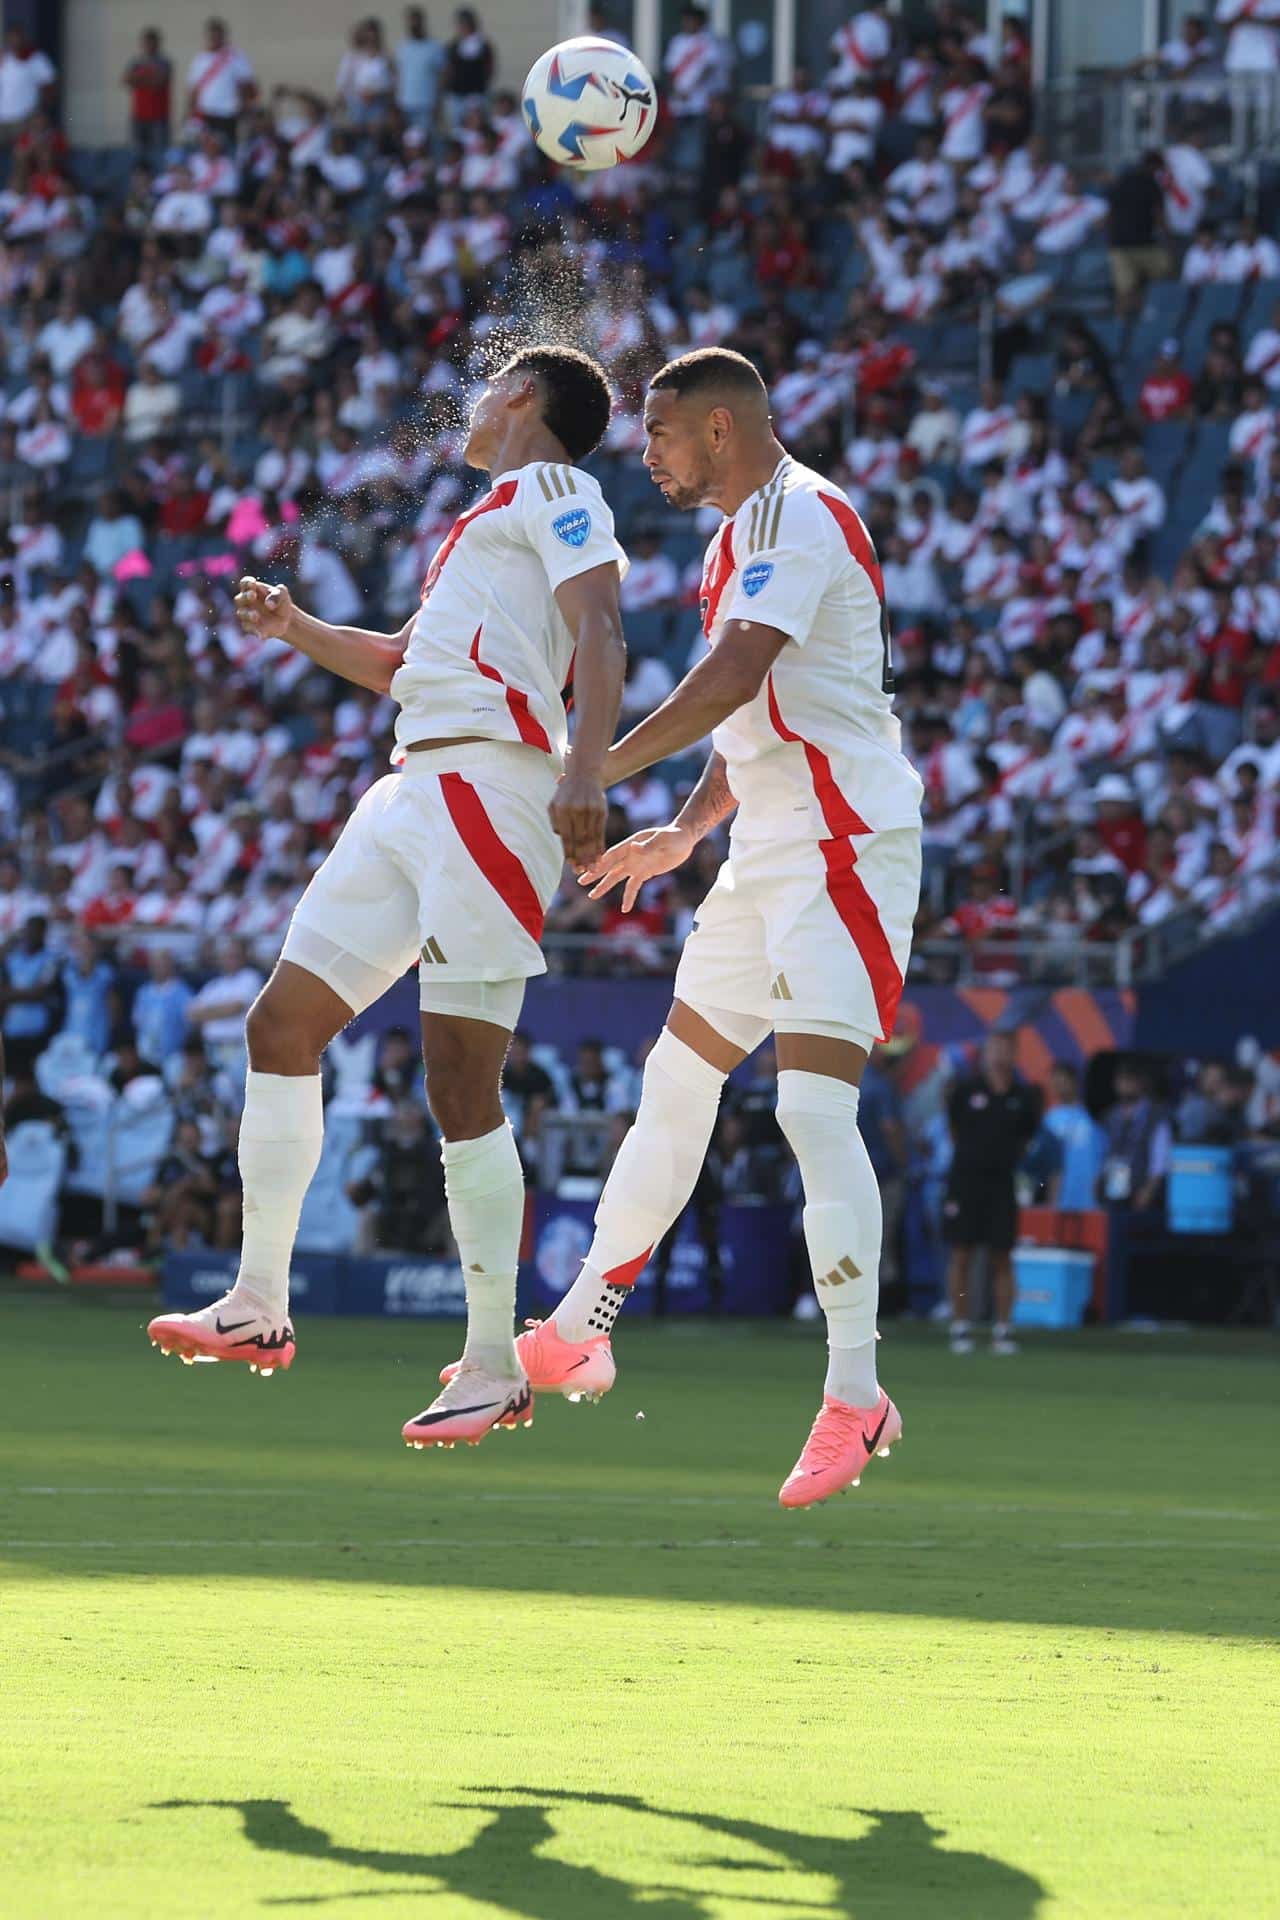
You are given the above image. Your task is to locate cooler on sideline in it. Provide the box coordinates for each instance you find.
[1166,1146,1235,1234]
[1012,1247,1094,1328]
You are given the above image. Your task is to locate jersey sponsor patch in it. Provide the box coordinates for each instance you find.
[741,560,774,598]
[552,507,592,549]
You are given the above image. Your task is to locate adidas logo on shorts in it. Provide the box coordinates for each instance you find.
[421,936,448,964]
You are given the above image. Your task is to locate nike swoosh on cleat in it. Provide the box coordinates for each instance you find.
[214,1317,255,1334]
[565,1356,590,1371]
[409,1401,502,1426]
[863,1407,890,1455]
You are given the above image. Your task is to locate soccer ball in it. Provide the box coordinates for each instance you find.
[521,36,657,172]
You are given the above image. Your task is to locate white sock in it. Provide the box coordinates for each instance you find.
[776,1070,882,1409]
[553,1029,726,1342]
[235,1071,325,1318]
[442,1122,525,1376]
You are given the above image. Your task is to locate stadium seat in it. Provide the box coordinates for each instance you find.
[110,1079,176,1206]
[1007,353,1054,399]
[296,1109,365,1254]
[1181,285,1247,370]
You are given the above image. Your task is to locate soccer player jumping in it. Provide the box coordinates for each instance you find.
[463,347,924,1505]
[147,347,628,1449]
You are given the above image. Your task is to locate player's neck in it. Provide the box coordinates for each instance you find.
[710,435,789,518]
[483,423,572,478]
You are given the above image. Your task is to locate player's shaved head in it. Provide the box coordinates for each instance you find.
[649,347,771,421]
[643,348,782,515]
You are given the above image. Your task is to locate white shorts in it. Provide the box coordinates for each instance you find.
[674,826,921,1048]
[281,741,563,1018]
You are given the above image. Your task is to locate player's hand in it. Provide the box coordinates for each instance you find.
[234,576,294,642]
[578,823,694,913]
[550,765,609,871]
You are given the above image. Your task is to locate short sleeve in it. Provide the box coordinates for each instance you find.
[721,488,836,643]
[522,466,629,593]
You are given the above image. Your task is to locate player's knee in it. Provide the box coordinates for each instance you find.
[244,987,327,1074]
[424,1067,501,1141]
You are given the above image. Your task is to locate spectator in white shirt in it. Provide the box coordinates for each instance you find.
[1182,222,1225,284]
[829,2,893,87]
[36,296,95,379]
[620,529,678,613]
[1161,132,1214,237]
[337,19,394,127]
[152,163,214,236]
[0,27,56,136]
[1221,216,1280,281]
[123,359,180,444]
[665,6,725,119]
[185,18,255,136]
[1216,0,1280,73]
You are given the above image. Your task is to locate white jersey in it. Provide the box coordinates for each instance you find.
[698,456,923,845]
[390,462,627,764]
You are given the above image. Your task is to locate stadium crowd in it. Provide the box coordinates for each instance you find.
[4,2,1280,1269]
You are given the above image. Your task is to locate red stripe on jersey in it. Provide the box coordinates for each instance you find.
[421,478,519,601]
[766,674,872,839]
[468,625,553,753]
[700,519,736,638]
[603,1245,653,1290]
[438,771,544,942]
[817,491,884,601]
[819,836,904,1043]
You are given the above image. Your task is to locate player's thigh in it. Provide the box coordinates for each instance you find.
[765,827,921,1048]
[672,853,773,1029]
[389,754,564,986]
[281,776,423,1017]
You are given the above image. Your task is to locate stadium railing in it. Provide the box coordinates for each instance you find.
[1042,71,1280,172]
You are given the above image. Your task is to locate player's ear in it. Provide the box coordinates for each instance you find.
[707,402,733,451]
[509,374,540,414]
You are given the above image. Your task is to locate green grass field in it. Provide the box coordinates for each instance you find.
[1,1292,1277,1919]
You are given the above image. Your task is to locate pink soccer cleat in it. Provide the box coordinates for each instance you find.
[403,1365,533,1450]
[147,1291,296,1376]
[778,1388,902,1510]
[438,1319,616,1405]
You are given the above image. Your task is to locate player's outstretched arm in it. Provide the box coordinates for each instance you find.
[578,750,737,912]
[549,562,627,870]
[602,618,788,786]
[234,578,413,695]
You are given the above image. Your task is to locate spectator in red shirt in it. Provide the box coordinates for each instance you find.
[948,863,1020,942]
[1139,339,1193,422]
[754,214,812,289]
[71,345,127,436]
[158,468,211,539]
[122,28,173,164]
[125,669,188,755]
[1094,775,1148,873]
[1191,584,1254,710]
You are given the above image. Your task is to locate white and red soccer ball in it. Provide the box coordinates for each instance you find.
[522,36,657,172]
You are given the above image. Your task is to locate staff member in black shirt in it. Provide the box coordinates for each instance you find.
[944,1030,1041,1356]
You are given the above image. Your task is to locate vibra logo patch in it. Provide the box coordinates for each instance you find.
[741,560,774,597]
[552,507,591,548]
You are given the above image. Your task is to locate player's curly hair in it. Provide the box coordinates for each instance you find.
[500,345,613,463]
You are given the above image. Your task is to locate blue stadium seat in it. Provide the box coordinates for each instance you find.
[1007,353,1053,399]
[1240,277,1280,339]
[1181,284,1247,370]
[1142,419,1192,484]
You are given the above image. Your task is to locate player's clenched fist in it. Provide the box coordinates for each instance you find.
[235,576,294,641]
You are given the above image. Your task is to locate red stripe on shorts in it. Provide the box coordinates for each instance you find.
[765,674,872,839]
[438,771,545,943]
[469,625,553,753]
[819,835,903,1043]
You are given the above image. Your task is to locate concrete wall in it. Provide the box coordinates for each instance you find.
[64,0,577,145]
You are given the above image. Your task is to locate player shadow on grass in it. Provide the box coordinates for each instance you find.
[150,1790,1045,1916]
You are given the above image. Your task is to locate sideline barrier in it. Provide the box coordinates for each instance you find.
[163,1199,795,1319]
